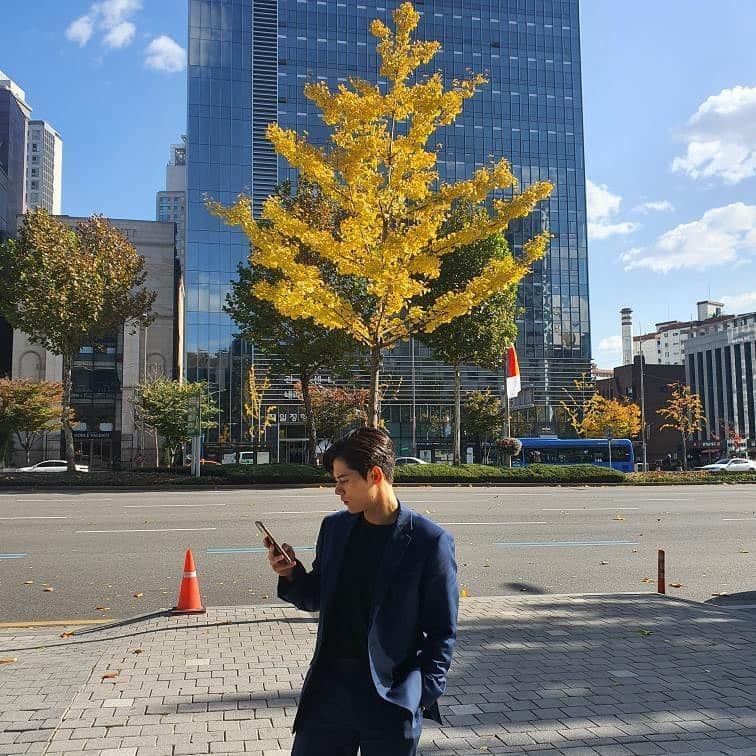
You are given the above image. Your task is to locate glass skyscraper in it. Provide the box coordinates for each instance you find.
[186,0,589,459]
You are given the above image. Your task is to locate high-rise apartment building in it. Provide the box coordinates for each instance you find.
[186,0,589,458]
[25,120,62,214]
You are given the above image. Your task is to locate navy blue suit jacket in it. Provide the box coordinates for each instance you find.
[278,503,458,730]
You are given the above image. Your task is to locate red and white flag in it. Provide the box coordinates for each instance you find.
[505,346,521,398]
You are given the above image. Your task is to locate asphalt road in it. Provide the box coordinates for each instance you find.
[0,484,754,623]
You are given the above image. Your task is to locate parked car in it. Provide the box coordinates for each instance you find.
[700,457,756,473]
[394,456,429,466]
[16,459,89,473]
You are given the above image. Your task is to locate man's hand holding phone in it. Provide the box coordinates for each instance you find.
[256,521,297,581]
[264,536,297,580]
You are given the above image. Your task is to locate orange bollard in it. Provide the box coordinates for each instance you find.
[657,549,666,594]
[172,549,206,614]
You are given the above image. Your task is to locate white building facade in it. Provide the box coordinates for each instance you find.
[25,120,62,214]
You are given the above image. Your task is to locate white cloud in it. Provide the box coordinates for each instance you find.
[598,335,622,352]
[65,0,141,49]
[93,0,141,28]
[66,15,94,46]
[721,290,756,313]
[634,200,674,214]
[144,35,187,73]
[671,85,756,184]
[621,202,756,273]
[586,179,640,241]
[103,21,135,49]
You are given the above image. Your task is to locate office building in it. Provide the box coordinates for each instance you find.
[0,70,31,377]
[685,310,756,459]
[25,119,62,214]
[596,357,685,467]
[186,0,589,458]
[11,217,181,469]
[156,136,187,265]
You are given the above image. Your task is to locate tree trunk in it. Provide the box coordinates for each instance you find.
[154,428,160,467]
[453,362,461,465]
[368,344,382,429]
[681,434,687,471]
[62,357,76,472]
[300,371,318,466]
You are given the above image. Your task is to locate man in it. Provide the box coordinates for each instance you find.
[263,427,458,756]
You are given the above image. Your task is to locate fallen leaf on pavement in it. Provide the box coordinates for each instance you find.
[101,671,119,679]
[43,587,54,592]
[711,592,729,597]
[460,588,469,598]
[641,576,653,583]
[613,515,625,521]
[0,657,17,664]
[60,632,74,639]
[133,592,144,598]
[24,580,33,585]
[261,594,269,599]
[132,649,144,654]
[95,606,110,611]
[600,560,609,565]
[739,549,749,554]
[669,582,683,588]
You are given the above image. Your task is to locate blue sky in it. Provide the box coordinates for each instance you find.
[2,1,755,369]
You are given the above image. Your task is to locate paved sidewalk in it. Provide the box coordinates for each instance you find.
[1,594,755,756]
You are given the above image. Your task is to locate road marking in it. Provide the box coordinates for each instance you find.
[123,503,227,508]
[0,553,26,559]
[207,545,315,554]
[722,518,756,521]
[439,521,548,526]
[541,507,639,511]
[496,540,639,548]
[76,527,217,534]
[0,516,68,520]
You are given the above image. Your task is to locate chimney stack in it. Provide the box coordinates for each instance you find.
[620,308,633,365]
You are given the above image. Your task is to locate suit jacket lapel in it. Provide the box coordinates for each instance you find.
[370,504,413,620]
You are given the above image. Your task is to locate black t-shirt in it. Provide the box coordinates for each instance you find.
[321,513,395,660]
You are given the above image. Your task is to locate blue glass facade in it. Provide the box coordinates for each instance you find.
[187,0,589,449]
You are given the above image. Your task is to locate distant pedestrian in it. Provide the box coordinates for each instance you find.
[263,427,458,755]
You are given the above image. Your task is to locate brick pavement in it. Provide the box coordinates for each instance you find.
[1,595,755,755]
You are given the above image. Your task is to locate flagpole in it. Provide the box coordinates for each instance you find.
[504,347,511,439]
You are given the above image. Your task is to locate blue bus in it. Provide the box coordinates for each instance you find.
[515,437,635,473]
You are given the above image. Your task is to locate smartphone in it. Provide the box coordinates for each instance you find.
[255,520,294,565]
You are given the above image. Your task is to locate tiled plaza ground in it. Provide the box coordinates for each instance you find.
[1,595,755,755]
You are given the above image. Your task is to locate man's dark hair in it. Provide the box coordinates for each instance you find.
[323,427,395,483]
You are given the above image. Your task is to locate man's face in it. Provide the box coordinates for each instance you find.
[332,457,378,514]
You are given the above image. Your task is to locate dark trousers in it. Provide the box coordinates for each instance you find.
[292,659,422,756]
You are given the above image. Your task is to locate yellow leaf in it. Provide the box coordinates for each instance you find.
[613,515,625,521]
[43,586,54,592]
[460,588,469,598]
[95,606,110,611]
[669,582,683,588]
[101,671,119,679]
[0,657,17,664]
[24,580,33,585]
[133,592,144,598]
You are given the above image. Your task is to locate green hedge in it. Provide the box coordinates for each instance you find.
[4,463,752,487]
[628,470,756,485]
[394,463,624,484]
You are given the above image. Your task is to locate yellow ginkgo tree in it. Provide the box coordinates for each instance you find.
[210,2,553,427]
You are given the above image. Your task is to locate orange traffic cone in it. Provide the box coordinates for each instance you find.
[172,549,206,614]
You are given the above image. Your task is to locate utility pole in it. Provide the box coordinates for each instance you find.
[410,336,416,456]
[639,355,648,472]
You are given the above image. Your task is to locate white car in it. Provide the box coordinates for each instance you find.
[17,459,89,473]
[394,456,429,466]
[701,457,756,473]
